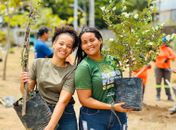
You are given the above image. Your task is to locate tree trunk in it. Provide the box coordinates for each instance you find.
[2,3,11,80]
[2,48,9,80]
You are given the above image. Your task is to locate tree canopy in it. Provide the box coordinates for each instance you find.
[102,0,163,76]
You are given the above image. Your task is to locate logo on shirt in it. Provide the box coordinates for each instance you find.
[102,70,121,90]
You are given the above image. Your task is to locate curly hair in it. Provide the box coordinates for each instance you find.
[52,26,79,49]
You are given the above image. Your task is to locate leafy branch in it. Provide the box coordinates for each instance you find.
[102,0,163,76]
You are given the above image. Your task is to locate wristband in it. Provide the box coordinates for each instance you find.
[111,103,115,111]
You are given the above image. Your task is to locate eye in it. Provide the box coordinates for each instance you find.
[82,41,87,45]
[58,42,64,46]
[66,44,73,49]
[90,38,95,42]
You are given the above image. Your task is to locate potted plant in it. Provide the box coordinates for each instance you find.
[102,0,163,110]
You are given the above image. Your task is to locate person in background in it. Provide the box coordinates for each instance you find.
[133,64,151,100]
[75,27,130,130]
[20,26,78,130]
[154,37,176,101]
[168,69,176,114]
[34,27,53,58]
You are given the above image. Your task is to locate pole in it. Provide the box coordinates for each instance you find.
[83,0,87,26]
[2,2,10,80]
[74,0,78,30]
[89,0,95,27]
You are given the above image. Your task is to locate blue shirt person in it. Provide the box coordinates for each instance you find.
[34,27,53,58]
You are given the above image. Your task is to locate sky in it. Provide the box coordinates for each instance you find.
[156,0,176,11]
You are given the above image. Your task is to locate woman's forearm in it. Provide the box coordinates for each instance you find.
[77,90,111,110]
[46,101,67,130]
[80,96,111,110]
[77,90,128,112]
[45,90,72,130]
[20,80,35,95]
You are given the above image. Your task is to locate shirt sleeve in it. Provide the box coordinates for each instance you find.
[29,59,37,80]
[75,62,92,90]
[62,71,75,94]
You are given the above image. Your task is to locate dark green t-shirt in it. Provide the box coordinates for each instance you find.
[75,55,122,104]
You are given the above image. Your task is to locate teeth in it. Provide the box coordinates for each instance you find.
[88,48,94,51]
[60,52,66,55]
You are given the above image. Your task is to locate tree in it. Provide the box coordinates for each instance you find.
[0,0,21,80]
[0,0,35,80]
[96,0,149,28]
[102,0,163,77]
[0,0,69,80]
[41,0,74,20]
[40,0,109,29]
[124,0,148,11]
[0,0,29,28]
[0,0,36,80]
[39,0,110,28]
[94,0,149,28]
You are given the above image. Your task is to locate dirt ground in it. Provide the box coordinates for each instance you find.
[0,47,176,130]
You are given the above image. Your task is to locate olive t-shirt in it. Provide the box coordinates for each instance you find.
[30,58,76,104]
[75,55,122,104]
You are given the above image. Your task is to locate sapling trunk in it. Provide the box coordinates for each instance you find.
[21,0,33,116]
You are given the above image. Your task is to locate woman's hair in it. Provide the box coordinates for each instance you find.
[76,26,103,64]
[52,26,78,50]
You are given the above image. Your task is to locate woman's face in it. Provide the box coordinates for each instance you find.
[81,32,102,57]
[53,33,74,60]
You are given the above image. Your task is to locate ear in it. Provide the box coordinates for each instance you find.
[100,39,103,50]
[100,38,103,44]
[52,42,55,49]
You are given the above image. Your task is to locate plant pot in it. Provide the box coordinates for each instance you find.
[114,77,143,111]
[13,92,52,130]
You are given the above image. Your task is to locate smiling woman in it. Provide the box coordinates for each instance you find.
[20,26,79,130]
[75,27,130,130]
[80,32,102,60]
[52,33,74,64]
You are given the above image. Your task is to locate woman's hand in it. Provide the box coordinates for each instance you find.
[20,72,29,83]
[113,102,132,113]
[20,71,35,94]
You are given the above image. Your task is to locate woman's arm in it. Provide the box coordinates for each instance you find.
[77,89,129,113]
[20,72,36,94]
[44,90,72,130]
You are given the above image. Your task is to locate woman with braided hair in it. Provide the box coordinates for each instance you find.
[75,27,130,130]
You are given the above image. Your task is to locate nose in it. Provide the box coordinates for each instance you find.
[62,44,67,49]
[87,41,92,46]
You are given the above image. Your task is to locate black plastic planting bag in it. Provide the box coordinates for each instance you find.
[114,77,143,111]
[13,92,52,130]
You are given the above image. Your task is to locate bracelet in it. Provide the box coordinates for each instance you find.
[111,103,115,111]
